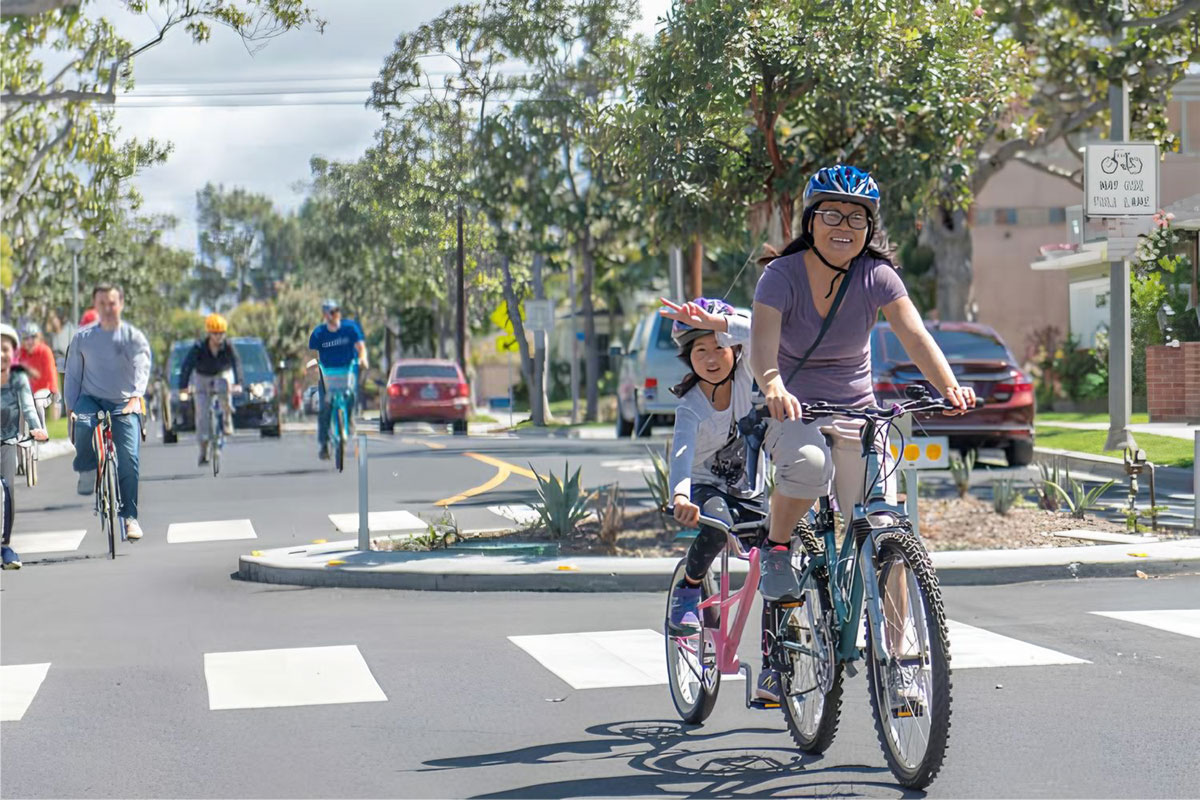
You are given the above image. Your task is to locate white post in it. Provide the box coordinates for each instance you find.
[357,433,369,551]
[507,347,514,429]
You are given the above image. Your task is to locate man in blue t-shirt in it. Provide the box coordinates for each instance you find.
[308,299,368,459]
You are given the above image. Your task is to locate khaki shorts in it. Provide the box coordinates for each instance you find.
[765,416,897,511]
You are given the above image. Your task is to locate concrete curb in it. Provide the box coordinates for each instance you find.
[1033,446,1192,483]
[237,537,1200,592]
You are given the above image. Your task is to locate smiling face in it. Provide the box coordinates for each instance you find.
[688,333,736,385]
[1,337,13,372]
[810,200,872,265]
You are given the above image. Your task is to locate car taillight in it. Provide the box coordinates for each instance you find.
[387,384,401,397]
[994,372,1034,401]
[874,381,902,395]
[644,378,657,390]
[456,382,469,397]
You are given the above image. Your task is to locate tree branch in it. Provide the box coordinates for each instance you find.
[1,117,74,218]
[1013,154,1083,188]
[973,95,1108,193]
[1120,0,1200,30]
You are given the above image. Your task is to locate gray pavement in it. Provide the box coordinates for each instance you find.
[4,426,1200,798]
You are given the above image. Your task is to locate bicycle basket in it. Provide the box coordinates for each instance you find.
[322,367,356,393]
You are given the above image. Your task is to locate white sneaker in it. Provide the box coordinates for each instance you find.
[77,470,95,496]
[124,518,144,541]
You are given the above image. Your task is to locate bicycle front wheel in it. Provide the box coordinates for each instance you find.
[27,444,38,487]
[102,461,119,559]
[664,558,720,724]
[779,570,843,753]
[864,529,952,790]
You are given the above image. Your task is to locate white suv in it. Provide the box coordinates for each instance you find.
[612,309,689,437]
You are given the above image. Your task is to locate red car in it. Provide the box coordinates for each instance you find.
[870,321,1035,465]
[380,359,470,434]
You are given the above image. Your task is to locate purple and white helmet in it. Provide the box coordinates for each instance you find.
[670,297,735,349]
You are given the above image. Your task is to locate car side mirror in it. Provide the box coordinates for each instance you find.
[608,345,624,357]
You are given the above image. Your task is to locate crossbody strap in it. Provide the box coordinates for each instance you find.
[784,262,854,387]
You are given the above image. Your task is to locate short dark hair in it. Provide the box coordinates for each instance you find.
[92,283,124,300]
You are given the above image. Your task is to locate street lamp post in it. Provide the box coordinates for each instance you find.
[65,230,85,324]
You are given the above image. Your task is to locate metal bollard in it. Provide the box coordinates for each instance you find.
[357,433,369,551]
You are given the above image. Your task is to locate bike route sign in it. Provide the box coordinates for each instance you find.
[1085,142,1158,218]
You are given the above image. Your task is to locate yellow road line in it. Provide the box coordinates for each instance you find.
[435,465,512,507]
[401,437,446,450]
[465,452,539,480]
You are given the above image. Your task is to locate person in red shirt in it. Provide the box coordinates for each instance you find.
[16,322,59,397]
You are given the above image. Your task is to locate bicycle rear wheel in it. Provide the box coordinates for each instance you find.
[779,570,843,753]
[864,529,952,790]
[211,406,221,477]
[334,407,346,472]
[664,558,720,724]
[102,460,119,559]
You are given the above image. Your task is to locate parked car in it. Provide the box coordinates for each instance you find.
[380,359,470,435]
[870,321,1035,465]
[302,385,321,415]
[162,337,282,443]
[612,305,751,437]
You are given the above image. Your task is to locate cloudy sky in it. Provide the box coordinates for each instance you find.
[105,0,671,250]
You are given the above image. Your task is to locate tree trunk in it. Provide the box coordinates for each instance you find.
[498,253,536,421]
[455,203,466,372]
[580,234,599,422]
[689,234,703,298]
[924,206,975,322]
[531,252,550,426]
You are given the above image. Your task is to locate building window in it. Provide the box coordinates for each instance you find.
[1048,207,1067,225]
[993,208,1018,226]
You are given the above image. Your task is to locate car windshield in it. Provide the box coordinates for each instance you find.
[234,342,272,374]
[395,364,460,380]
[882,329,1010,362]
[654,317,676,349]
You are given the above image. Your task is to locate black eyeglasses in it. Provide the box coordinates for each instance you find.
[814,208,870,230]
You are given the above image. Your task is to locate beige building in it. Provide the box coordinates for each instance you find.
[974,75,1200,360]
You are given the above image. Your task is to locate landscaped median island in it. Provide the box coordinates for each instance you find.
[1035,425,1195,469]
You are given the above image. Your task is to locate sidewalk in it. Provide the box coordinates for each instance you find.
[238,536,1200,592]
[1039,420,1200,441]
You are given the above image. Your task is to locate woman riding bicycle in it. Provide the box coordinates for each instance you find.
[750,164,975,595]
[178,314,243,466]
[2,323,50,569]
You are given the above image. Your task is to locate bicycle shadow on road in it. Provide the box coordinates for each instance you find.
[415,719,910,799]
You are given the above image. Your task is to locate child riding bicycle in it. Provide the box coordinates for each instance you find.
[660,297,801,704]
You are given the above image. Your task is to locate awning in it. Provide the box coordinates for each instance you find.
[1029,241,1107,271]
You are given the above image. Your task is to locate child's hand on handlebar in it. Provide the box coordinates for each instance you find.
[764,378,802,421]
[673,496,700,526]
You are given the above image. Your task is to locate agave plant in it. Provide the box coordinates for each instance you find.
[991,478,1021,515]
[949,450,976,498]
[643,446,672,511]
[1050,478,1117,520]
[531,462,593,538]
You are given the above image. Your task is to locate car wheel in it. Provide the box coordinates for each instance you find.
[452,419,468,436]
[379,410,395,433]
[260,425,281,438]
[1006,439,1035,467]
[616,400,634,437]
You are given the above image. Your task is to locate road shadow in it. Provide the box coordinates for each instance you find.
[414,719,912,799]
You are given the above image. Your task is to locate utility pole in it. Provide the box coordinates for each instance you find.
[689,235,704,298]
[569,252,579,424]
[1104,0,1136,453]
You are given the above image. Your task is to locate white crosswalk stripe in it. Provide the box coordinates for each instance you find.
[1089,609,1200,639]
[327,510,426,534]
[166,519,257,544]
[9,530,86,554]
[947,621,1089,668]
[203,645,387,711]
[0,663,51,721]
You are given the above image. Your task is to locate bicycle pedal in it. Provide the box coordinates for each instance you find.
[891,703,925,719]
[747,699,781,710]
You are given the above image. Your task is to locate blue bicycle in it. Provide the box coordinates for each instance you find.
[318,362,357,473]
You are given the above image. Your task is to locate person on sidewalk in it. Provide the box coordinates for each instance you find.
[659,297,784,703]
[16,322,60,402]
[178,314,243,466]
[64,284,151,541]
[2,323,50,569]
[308,299,367,460]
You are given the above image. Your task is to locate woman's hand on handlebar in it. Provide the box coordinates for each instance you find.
[763,377,802,421]
[940,384,977,416]
[30,429,49,442]
[673,496,700,527]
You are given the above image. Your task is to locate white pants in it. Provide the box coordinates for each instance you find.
[765,416,897,511]
[193,373,233,445]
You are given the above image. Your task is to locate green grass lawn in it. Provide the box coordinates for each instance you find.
[1035,426,1194,468]
[46,416,70,440]
[1038,411,1149,424]
[469,413,498,424]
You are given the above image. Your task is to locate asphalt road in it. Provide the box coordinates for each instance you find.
[3,427,1198,799]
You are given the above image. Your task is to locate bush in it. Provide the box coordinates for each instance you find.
[531,462,593,538]
[991,478,1020,515]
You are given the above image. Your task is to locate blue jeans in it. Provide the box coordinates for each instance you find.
[72,395,141,520]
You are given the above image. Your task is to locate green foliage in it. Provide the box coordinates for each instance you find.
[949,450,975,499]
[1048,478,1117,521]
[1034,461,1065,512]
[530,462,593,538]
[1027,326,1108,405]
[991,478,1021,516]
[642,446,672,512]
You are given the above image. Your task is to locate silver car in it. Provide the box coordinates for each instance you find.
[612,309,690,437]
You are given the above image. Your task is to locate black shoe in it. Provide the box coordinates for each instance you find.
[318,445,331,461]
[198,450,209,466]
[759,545,802,602]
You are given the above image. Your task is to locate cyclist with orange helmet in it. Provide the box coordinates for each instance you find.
[178,314,243,466]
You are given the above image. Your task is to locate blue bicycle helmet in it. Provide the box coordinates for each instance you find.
[803,164,880,218]
[670,297,735,349]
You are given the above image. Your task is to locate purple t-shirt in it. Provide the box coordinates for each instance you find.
[754,250,907,406]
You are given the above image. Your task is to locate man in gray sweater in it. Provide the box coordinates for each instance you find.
[64,284,152,541]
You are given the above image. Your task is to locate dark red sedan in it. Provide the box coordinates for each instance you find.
[870,322,1035,465]
[379,359,470,435]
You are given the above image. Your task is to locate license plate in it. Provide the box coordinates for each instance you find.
[887,435,950,469]
[421,385,438,400]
